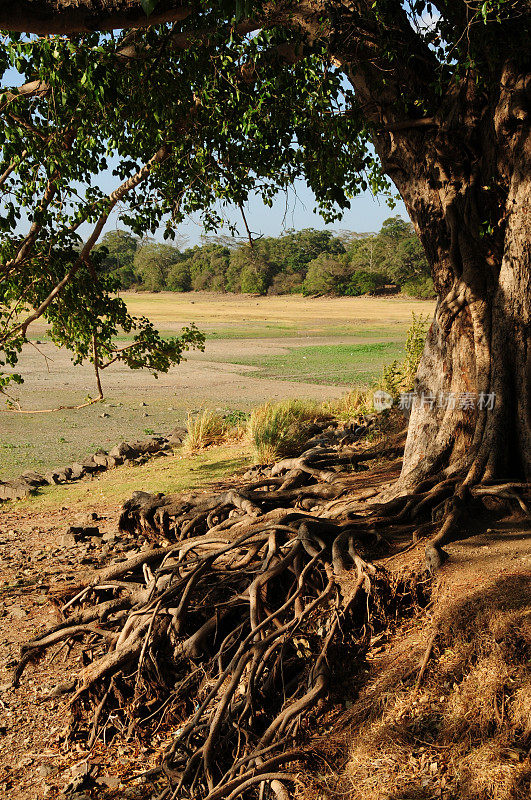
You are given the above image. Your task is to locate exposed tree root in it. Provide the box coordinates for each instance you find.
[13,422,530,797]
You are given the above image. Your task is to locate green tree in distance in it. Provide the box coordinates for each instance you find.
[133,239,183,291]
[96,229,139,289]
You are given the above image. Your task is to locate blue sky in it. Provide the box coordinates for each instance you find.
[163,183,408,247]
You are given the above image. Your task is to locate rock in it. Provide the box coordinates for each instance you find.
[109,442,137,461]
[78,511,100,524]
[0,480,33,501]
[99,412,110,418]
[131,437,166,455]
[37,764,56,778]
[66,526,101,542]
[168,426,187,445]
[102,532,117,543]
[92,452,109,467]
[69,463,85,480]
[20,471,47,487]
[49,469,70,484]
[140,401,147,406]
[60,533,76,548]
[81,458,100,473]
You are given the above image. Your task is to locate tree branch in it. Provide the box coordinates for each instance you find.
[1,144,171,343]
[0,1,192,35]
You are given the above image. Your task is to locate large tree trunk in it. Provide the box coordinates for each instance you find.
[344,59,531,494]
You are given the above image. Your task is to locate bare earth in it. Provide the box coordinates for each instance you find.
[0,468,528,800]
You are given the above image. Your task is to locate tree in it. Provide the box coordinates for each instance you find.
[368,217,433,293]
[1,6,529,797]
[96,229,139,289]
[228,246,272,294]
[185,244,231,291]
[302,252,350,295]
[1,0,528,513]
[133,239,181,291]
[167,258,192,292]
[4,0,525,495]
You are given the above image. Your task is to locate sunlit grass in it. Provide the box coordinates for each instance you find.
[8,444,252,512]
[229,341,404,386]
[247,399,332,463]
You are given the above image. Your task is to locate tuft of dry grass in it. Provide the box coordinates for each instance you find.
[246,399,332,463]
[323,389,372,420]
[183,409,244,453]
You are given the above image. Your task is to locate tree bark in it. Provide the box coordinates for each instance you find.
[0,0,191,34]
[341,51,531,492]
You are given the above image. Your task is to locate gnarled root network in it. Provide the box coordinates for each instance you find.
[14,424,529,798]
[16,513,386,799]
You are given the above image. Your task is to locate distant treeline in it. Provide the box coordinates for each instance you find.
[95,216,435,299]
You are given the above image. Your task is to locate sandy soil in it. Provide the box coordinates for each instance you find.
[9,337,359,396]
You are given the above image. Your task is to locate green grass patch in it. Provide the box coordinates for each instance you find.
[230,341,404,386]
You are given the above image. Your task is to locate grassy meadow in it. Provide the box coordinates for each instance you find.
[0,292,434,479]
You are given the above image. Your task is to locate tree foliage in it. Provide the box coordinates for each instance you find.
[0,16,387,398]
[90,219,432,297]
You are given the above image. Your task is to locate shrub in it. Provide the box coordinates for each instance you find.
[167,261,191,292]
[344,270,387,296]
[380,312,429,399]
[247,399,331,463]
[183,410,228,453]
[302,253,349,295]
[402,275,435,298]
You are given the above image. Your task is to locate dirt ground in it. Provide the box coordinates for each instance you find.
[0,464,528,800]
[0,338,352,480]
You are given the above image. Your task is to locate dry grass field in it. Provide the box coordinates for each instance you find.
[0,292,434,479]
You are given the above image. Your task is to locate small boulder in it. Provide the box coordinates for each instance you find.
[67,526,101,542]
[81,458,100,473]
[109,442,137,461]
[20,471,47,487]
[0,480,32,500]
[69,463,85,480]
[168,426,187,445]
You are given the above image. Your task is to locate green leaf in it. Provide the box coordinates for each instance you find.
[141,0,159,16]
